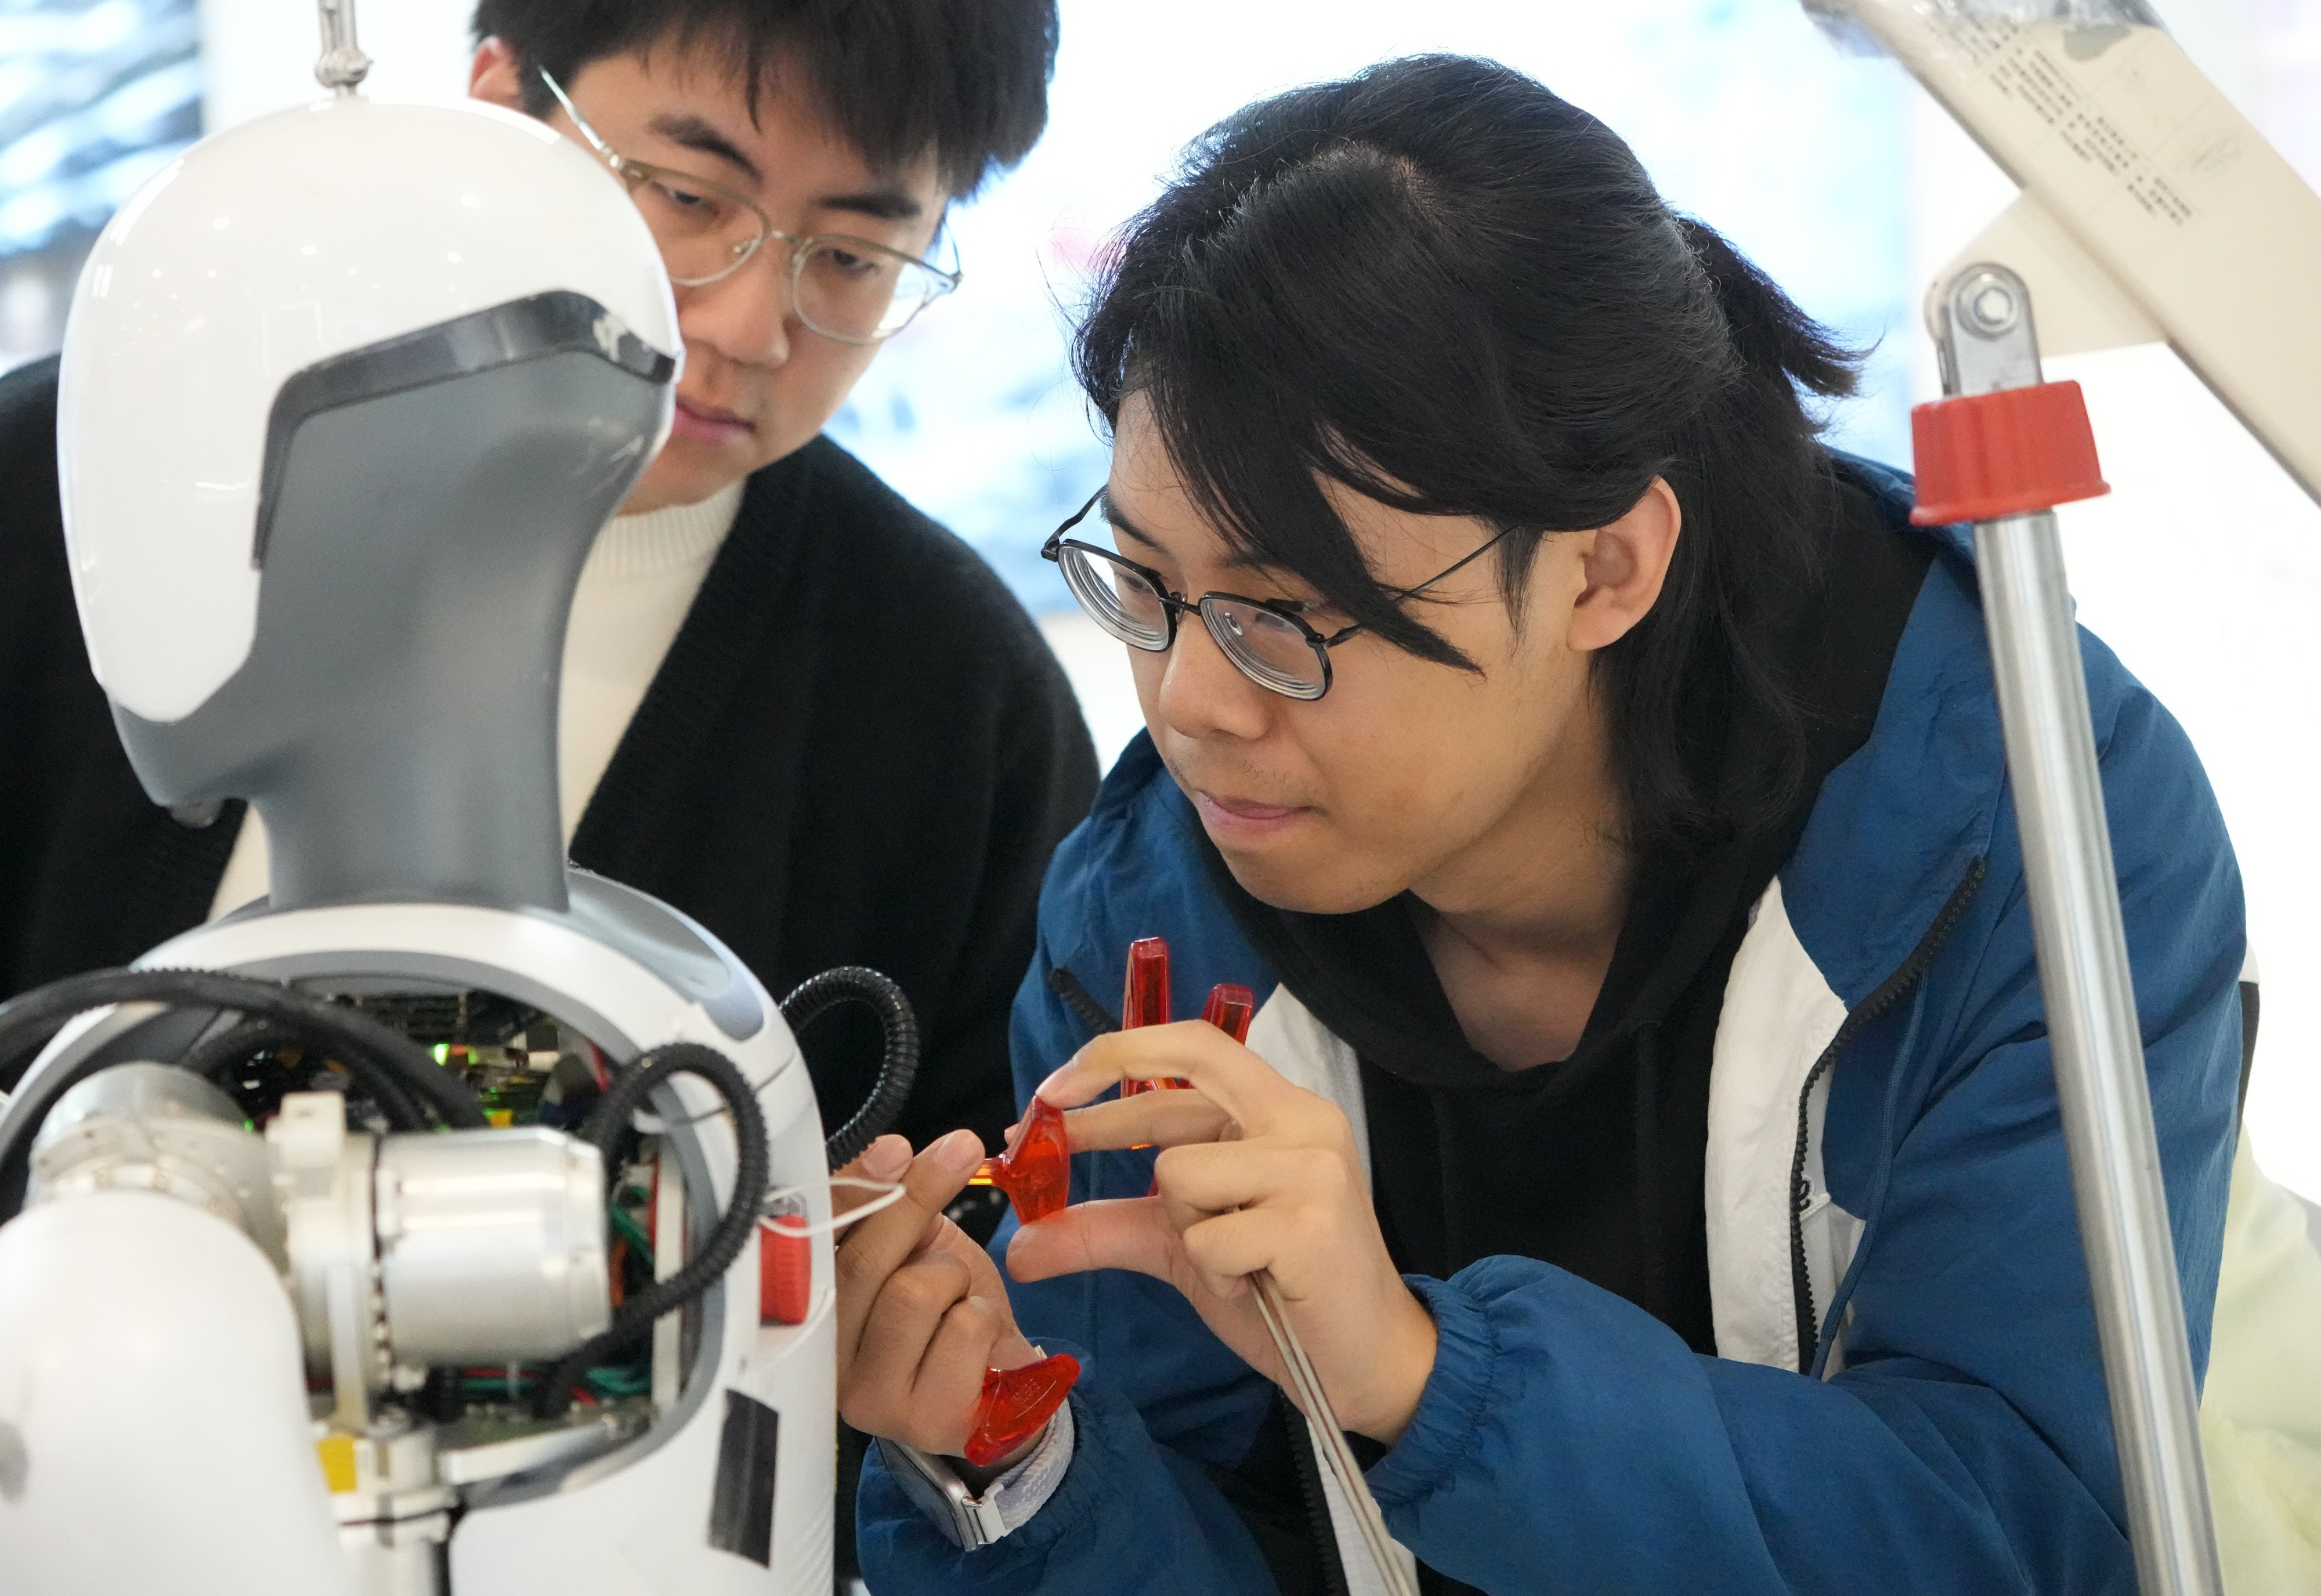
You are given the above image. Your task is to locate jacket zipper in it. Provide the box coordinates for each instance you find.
[1288,1391,1355,1596]
[1047,963,1121,1037]
[1787,856,1988,1372]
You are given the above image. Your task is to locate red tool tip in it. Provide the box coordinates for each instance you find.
[971,1097,1071,1223]
[1119,937,1174,1098]
[1122,937,1170,1029]
[964,1352,1081,1469]
[1201,983,1256,1045]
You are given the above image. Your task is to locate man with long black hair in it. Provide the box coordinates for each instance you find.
[830,55,2278,1594]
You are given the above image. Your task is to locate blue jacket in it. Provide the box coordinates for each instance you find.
[860,459,2244,1594]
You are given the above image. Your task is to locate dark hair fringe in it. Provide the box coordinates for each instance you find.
[471,0,1058,197]
[1074,55,1861,855]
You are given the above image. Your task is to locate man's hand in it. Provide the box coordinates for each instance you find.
[1004,1023,1437,1446]
[834,1130,1044,1474]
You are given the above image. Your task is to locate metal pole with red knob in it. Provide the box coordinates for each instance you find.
[1915,263,2225,1596]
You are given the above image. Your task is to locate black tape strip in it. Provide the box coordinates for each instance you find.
[707,1389,782,1566]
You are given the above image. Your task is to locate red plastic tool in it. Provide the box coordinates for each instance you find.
[963,1351,1082,1469]
[1201,983,1256,1045]
[967,1095,1071,1222]
[1118,937,1182,1095]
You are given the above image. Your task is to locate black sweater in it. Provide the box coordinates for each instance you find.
[0,354,1098,1155]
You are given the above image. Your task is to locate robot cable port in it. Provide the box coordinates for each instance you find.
[530,965,920,1414]
[532,1041,770,1417]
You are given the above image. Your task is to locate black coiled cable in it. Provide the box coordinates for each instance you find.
[782,965,918,1170]
[0,967,486,1218]
[180,1015,318,1080]
[180,1014,430,1127]
[532,1041,769,1417]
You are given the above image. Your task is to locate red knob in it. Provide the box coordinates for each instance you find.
[758,1209,810,1326]
[1911,380,2109,525]
[1119,938,1175,1096]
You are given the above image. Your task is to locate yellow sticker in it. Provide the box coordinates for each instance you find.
[316,1432,359,1494]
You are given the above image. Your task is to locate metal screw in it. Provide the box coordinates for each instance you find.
[1958,273,2020,336]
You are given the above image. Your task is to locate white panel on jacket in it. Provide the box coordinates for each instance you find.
[1246,986,1372,1182]
[1708,877,1857,1372]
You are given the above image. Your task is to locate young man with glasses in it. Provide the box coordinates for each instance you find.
[831,57,2268,1596]
[0,0,1090,1171]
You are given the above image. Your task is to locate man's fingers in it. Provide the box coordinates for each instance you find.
[1154,1142,1350,1219]
[922,1214,1011,1297]
[831,1134,912,1218]
[834,1128,986,1366]
[1062,1091,1232,1153]
[1035,1022,1289,1125]
[1005,1196,1181,1284]
[986,1320,1040,1373]
[1180,1208,1277,1295]
[840,1251,977,1443]
[907,1294,1008,1449]
[845,1249,973,1393]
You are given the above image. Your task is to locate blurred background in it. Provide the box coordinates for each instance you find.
[5,0,2319,1198]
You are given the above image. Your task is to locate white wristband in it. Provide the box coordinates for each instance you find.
[879,1400,1077,1548]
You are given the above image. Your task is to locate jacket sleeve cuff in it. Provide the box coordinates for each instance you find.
[858,1348,1133,1570]
[1364,1274,1502,1514]
[987,1398,1076,1533]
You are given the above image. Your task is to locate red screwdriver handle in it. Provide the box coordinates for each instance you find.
[1122,936,1171,1027]
[963,1351,1081,1470]
[970,1095,1071,1223]
[1119,937,1177,1096]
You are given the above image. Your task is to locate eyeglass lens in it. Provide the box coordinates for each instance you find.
[1198,596,1328,699]
[623,168,945,340]
[1056,502,1329,698]
[1058,542,1172,649]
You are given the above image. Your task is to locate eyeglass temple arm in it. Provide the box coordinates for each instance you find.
[534,66,620,165]
[1316,528,1514,649]
[1382,522,1522,605]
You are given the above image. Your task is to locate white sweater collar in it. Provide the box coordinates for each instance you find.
[583,479,747,581]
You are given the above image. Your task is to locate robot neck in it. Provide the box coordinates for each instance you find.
[115,339,668,917]
[245,603,577,914]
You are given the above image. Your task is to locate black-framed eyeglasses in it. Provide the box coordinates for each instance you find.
[537,66,960,345]
[1042,491,1518,701]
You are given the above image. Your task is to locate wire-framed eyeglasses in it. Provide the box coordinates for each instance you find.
[536,66,960,345]
[1042,491,1518,702]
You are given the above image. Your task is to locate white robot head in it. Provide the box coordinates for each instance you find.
[56,91,682,913]
[60,93,678,724]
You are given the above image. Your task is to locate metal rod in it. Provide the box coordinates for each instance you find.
[1975,508,2224,1596]
[1250,1269,1417,1596]
[314,0,371,93]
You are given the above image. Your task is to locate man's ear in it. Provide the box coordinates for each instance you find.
[469,37,525,109]
[1568,477,1681,654]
